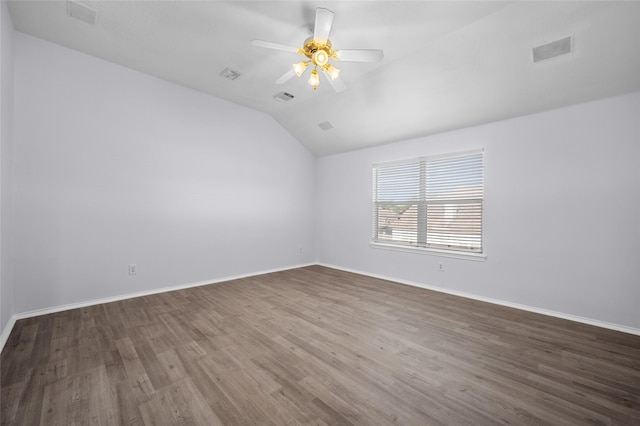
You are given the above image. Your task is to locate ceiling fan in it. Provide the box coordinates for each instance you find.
[252,7,384,92]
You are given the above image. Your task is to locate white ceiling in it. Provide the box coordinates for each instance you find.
[7,1,640,156]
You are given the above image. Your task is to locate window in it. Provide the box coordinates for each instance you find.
[372,149,484,256]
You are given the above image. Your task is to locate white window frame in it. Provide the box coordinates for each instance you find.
[370,149,486,261]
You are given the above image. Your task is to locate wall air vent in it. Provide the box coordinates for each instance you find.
[67,1,97,26]
[220,67,242,80]
[318,121,334,131]
[274,92,295,102]
[533,36,572,63]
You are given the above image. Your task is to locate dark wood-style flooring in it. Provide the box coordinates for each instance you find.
[1,265,639,425]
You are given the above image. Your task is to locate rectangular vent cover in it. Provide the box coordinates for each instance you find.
[67,1,97,25]
[318,121,334,131]
[220,67,242,80]
[533,36,572,63]
[274,92,295,102]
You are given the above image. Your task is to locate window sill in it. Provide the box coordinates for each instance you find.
[370,242,486,261]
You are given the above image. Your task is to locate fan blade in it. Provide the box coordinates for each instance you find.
[335,49,384,62]
[252,39,300,54]
[322,69,347,93]
[313,8,334,45]
[275,69,296,85]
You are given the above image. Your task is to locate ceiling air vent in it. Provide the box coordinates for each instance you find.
[220,67,242,80]
[533,36,572,63]
[318,121,334,131]
[67,1,97,26]
[274,92,295,102]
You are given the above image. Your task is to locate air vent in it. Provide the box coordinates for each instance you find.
[533,36,572,63]
[67,1,97,26]
[274,92,295,102]
[220,67,242,80]
[318,121,334,131]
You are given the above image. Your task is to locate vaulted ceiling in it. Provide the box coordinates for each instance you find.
[7,1,640,156]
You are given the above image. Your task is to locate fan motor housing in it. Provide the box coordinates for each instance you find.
[302,37,333,66]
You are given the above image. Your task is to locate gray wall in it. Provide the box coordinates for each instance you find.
[316,92,640,329]
[12,33,316,314]
[1,0,15,339]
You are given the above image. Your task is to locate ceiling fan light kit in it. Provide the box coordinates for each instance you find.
[293,60,309,77]
[252,7,383,92]
[324,64,341,80]
[308,69,320,90]
[296,37,340,90]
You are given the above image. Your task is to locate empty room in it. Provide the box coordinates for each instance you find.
[1,1,639,425]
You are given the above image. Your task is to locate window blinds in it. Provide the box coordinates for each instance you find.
[372,149,484,253]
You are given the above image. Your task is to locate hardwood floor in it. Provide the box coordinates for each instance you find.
[1,265,639,425]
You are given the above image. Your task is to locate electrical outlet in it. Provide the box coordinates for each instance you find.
[438,262,444,272]
[129,264,137,275]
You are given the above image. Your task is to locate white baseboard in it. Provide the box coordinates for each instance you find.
[0,262,315,353]
[317,262,640,337]
[3,261,637,354]
[0,315,17,353]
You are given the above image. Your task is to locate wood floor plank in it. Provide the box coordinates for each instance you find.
[198,354,278,426]
[2,266,640,425]
[138,378,223,426]
[0,380,25,424]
